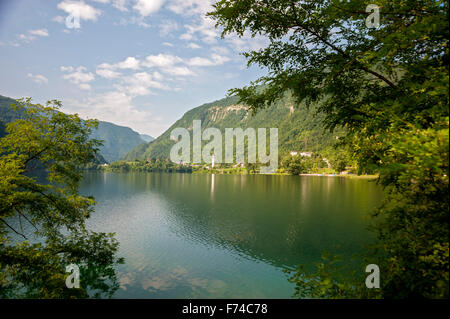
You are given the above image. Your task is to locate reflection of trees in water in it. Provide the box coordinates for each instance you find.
[116,173,382,270]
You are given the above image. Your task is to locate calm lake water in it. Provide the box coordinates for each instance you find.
[80,171,383,298]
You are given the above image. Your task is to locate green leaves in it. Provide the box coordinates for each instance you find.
[209,0,449,298]
[0,99,122,298]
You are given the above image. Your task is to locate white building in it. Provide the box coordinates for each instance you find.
[300,152,312,157]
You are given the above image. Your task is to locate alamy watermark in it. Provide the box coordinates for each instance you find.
[366,4,380,28]
[365,264,380,289]
[65,263,80,289]
[64,11,81,29]
[169,120,279,174]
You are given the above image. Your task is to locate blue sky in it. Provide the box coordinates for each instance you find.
[0,0,268,137]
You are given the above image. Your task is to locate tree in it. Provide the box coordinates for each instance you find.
[209,0,449,298]
[329,151,349,173]
[0,98,123,298]
[245,161,258,174]
[288,156,306,175]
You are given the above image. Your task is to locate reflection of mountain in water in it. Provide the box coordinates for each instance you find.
[81,172,382,270]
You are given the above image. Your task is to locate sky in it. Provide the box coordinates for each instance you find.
[0,0,268,137]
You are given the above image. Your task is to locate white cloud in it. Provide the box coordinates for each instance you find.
[187,42,201,49]
[210,53,230,65]
[79,83,92,90]
[167,0,213,16]
[57,1,102,22]
[61,66,75,72]
[96,68,121,79]
[96,56,140,79]
[163,66,194,76]
[133,0,166,16]
[143,54,183,68]
[180,16,219,44]
[27,73,49,84]
[63,90,164,136]
[162,42,174,47]
[167,0,266,53]
[152,71,163,80]
[167,0,219,43]
[179,32,192,41]
[29,29,49,37]
[120,71,167,96]
[61,66,95,89]
[142,51,230,77]
[91,47,232,104]
[186,54,230,67]
[159,20,178,37]
[18,34,31,41]
[52,16,65,23]
[96,56,171,94]
[112,0,129,11]
[142,54,195,76]
[115,56,140,70]
[63,68,95,83]
[185,57,212,67]
[18,29,50,43]
[211,46,231,55]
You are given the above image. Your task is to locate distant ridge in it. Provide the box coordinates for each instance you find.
[139,134,155,143]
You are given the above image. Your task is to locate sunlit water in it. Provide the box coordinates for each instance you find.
[77,172,383,298]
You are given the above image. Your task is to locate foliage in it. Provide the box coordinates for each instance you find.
[327,149,350,174]
[281,155,306,174]
[285,253,381,299]
[0,98,123,298]
[209,0,449,298]
[104,159,193,173]
[1,94,147,164]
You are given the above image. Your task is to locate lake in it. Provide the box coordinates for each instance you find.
[80,171,383,298]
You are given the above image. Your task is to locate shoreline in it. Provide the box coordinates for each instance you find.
[299,173,378,179]
[96,167,378,180]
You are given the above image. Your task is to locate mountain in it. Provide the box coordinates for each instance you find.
[139,134,155,143]
[0,95,147,163]
[0,95,25,137]
[89,121,147,163]
[123,92,345,162]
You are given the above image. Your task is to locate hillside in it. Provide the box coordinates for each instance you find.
[0,95,147,163]
[123,93,345,162]
[89,121,147,163]
[0,95,25,137]
[139,134,155,143]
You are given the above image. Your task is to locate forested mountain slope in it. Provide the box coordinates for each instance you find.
[123,93,344,161]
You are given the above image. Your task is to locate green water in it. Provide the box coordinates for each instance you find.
[80,171,383,298]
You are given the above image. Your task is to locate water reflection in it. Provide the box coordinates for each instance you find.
[80,172,383,298]
[211,174,215,199]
